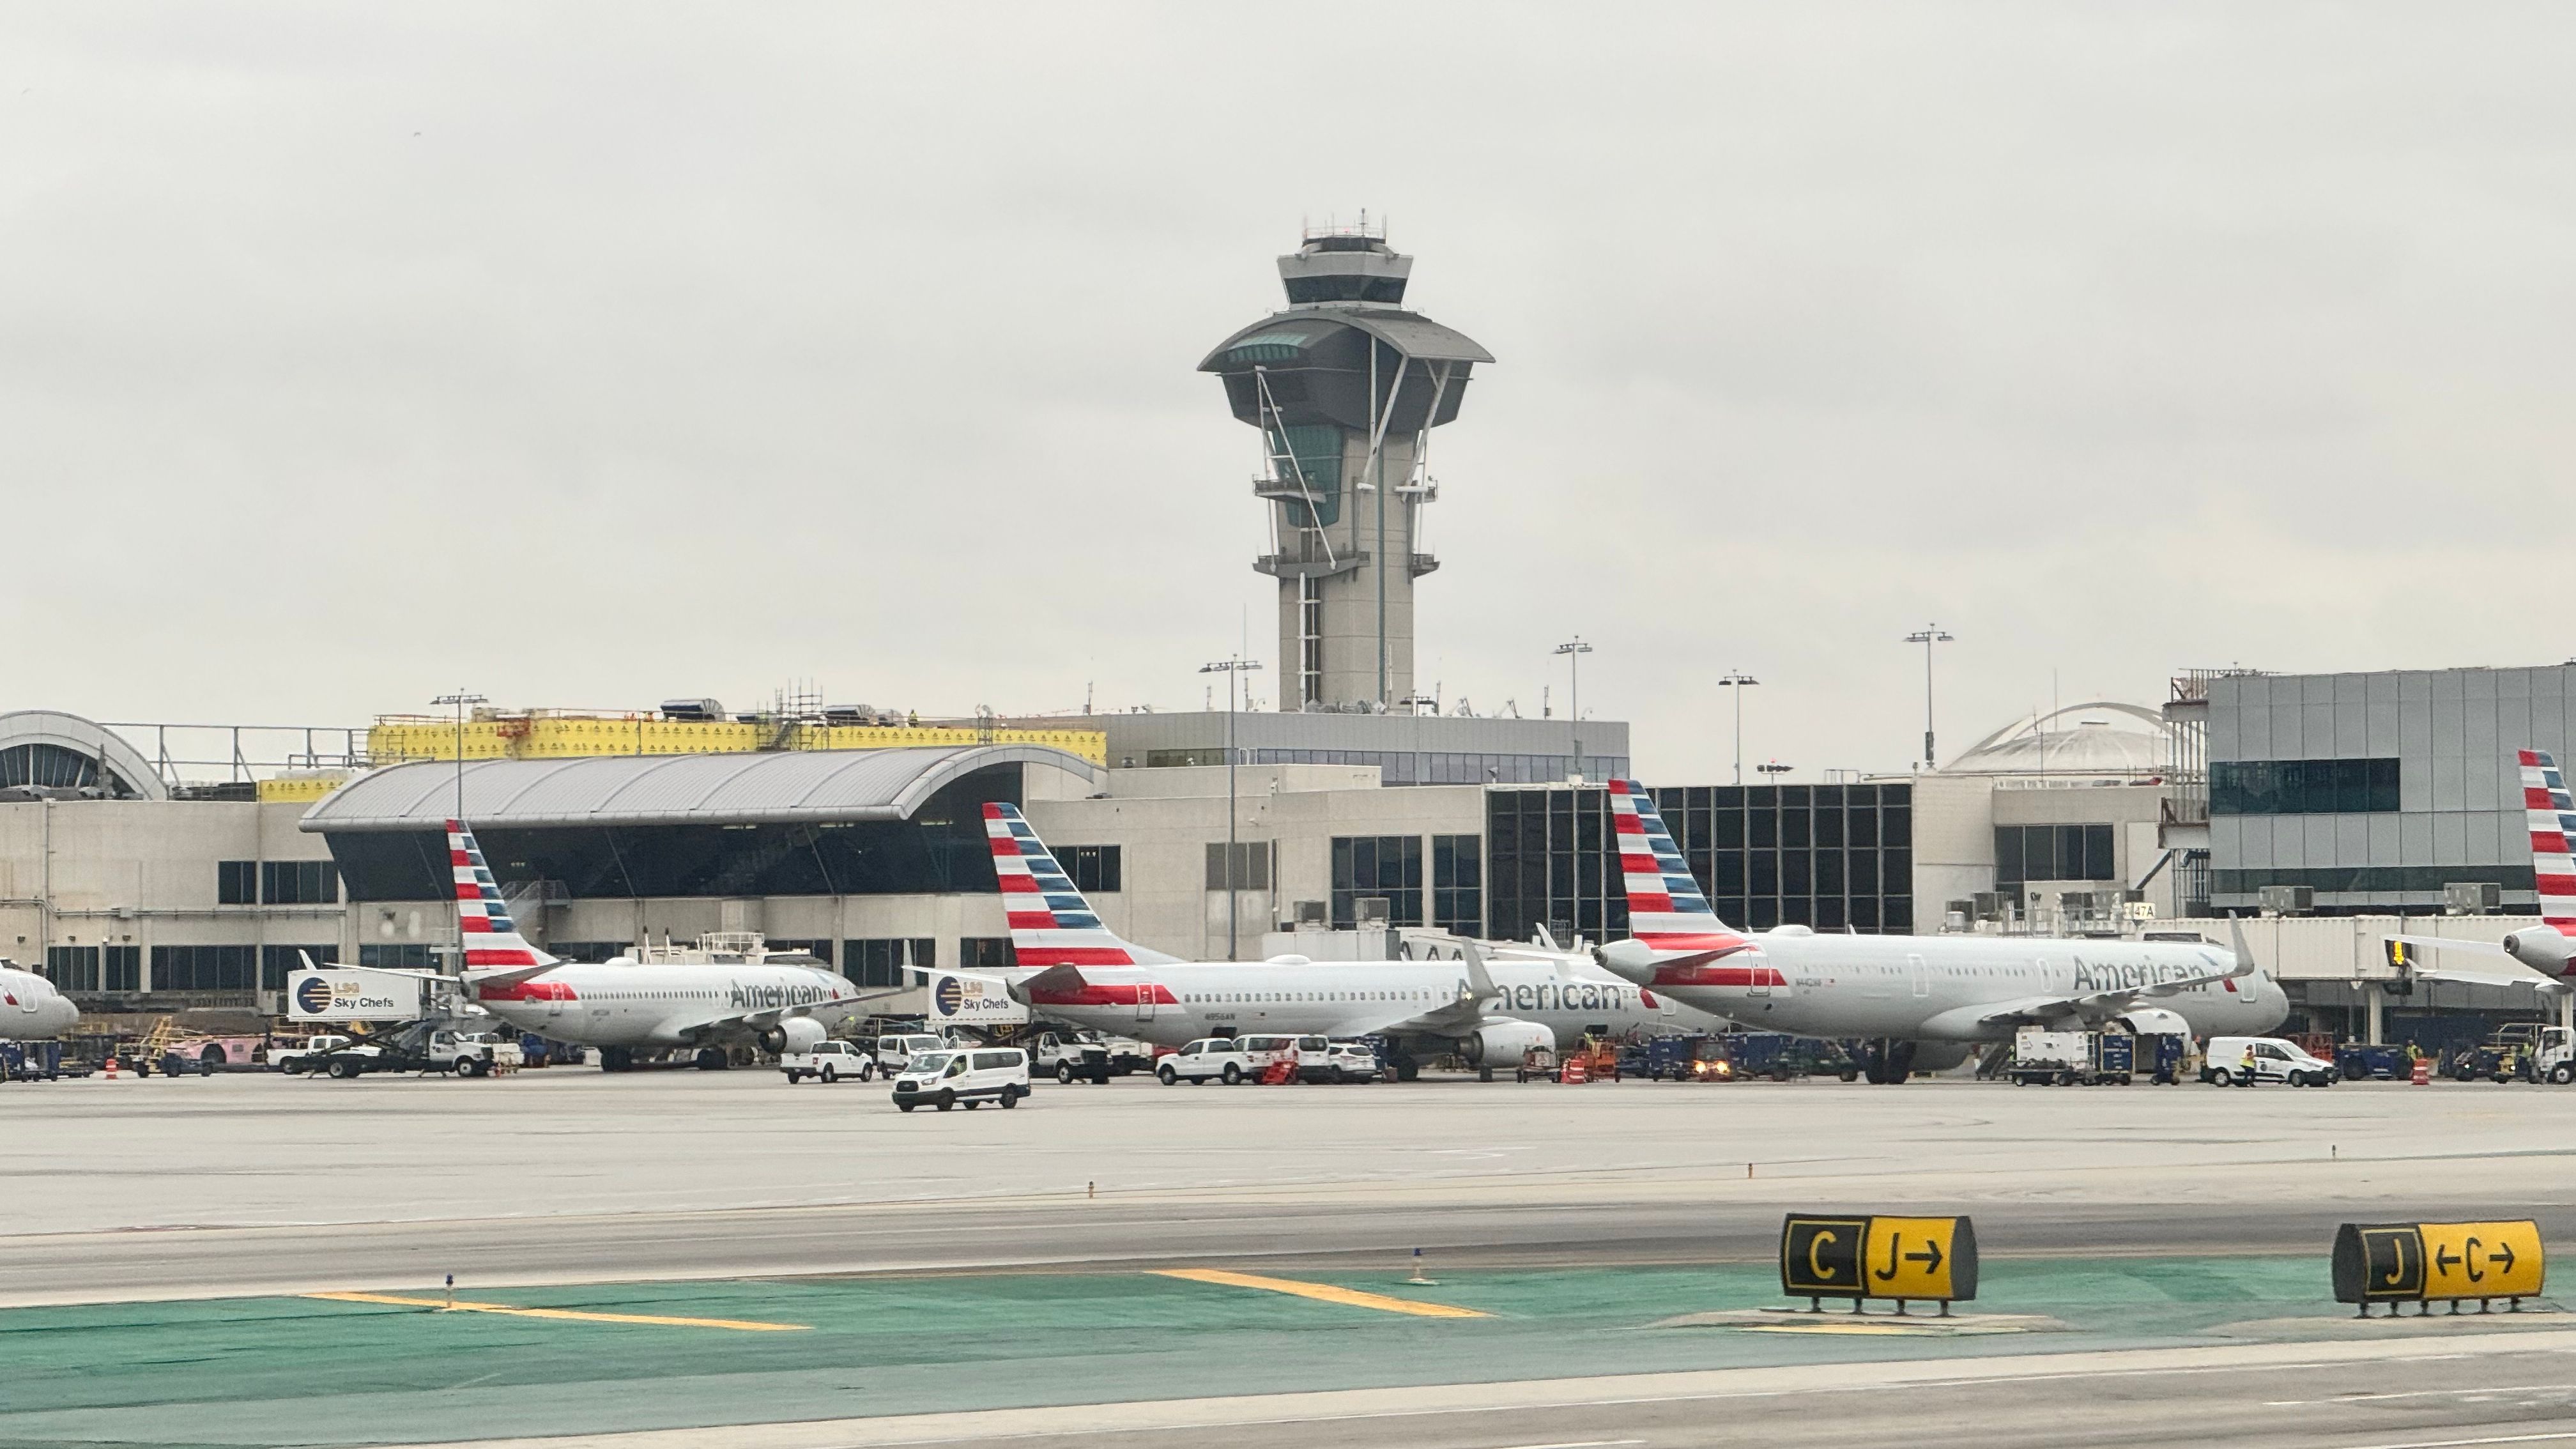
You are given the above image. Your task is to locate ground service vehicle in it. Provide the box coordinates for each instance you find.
[2202,1035,2338,1087]
[2337,1043,2411,1080]
[2009,1028,2136,1085]
[1315,1039,1380,1082]
[321,1022,523,1079]
[874,1034,946,1074]
[1,1041,68,1081]
[1634,1035,1734,1081]
[2515,1025,2576,1083]
[1730,1032,1862,1082]
[781,1039,877,1084]
[891,1046,1028,1112]
[274,1035,353,1074]
[1158,1038,1259,1084]
[1029,1030,1150,1083]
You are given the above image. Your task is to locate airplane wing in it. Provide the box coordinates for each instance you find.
[2381,936,2566,994]
[1963,919,2262,1029]
[1319,940,1515,1039]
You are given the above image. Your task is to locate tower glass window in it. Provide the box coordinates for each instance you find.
[1265,424,1342,527]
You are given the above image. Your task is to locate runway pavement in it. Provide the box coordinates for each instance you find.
[15,1068,2576,1446]
[9,1068,2576,1303]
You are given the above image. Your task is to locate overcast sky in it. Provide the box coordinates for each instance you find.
[6,4,2572,782]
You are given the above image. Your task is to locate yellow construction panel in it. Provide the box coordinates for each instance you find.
[258,774,349,803]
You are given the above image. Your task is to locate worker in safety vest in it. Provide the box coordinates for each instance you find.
[2239,1042,2258,1083]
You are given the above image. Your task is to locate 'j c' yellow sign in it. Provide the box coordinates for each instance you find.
[1781,1214,1978,1307]
[2334,1220,2545,1314]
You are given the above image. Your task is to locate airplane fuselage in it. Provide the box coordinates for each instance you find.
[1029,958,1699,1049]
[475,960,865,1048]
[0,965,78,1040]
[1633,931,2287,1041]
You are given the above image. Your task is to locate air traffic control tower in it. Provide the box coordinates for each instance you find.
[1200,224,1492,712]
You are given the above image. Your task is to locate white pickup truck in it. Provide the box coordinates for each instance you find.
[781,1039,878,1084]
[274,1034,353,1075]
[1029,1030,1153,1084]
[320,1025,524,1079]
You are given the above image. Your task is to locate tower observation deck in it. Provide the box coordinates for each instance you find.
[1199,223,1491,712]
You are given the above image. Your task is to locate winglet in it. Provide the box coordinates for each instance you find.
[1459,939,1499,1004]
[2227,915,2259,979]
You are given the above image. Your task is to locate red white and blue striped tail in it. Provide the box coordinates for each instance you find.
[448,819,558,974]
[1607,779,1750,956]
[2519,749,2576,935]
[985,802,1177,967]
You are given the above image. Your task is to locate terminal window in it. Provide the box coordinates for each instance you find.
[261,944,328,991]
[1432,834,1482,935]
[360,944,438,969]
[1331,836,1423,928]
[45,946,98,992]
[217,861,256,905]
[1204,841,1273,892]
[1055,844,1122,894]
[845,937,936,988]
[1494,783,1915,940]
[2211,758,2400,815]
[103,945,139,992]
[261,860,341,905]
[1993,824,2116,885]
[960,937,1018,969]
[150,944,256,993]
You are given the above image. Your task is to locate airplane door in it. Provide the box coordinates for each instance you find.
[1135,986,1154,1023]
[1745,952,1770,997]
[1908,954,1929,998]
[546,993,563,1020]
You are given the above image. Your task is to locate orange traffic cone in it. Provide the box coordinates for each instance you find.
[105,1056,117,1079]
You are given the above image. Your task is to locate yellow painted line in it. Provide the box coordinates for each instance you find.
[1151,1268,1488,1319]
[303,1291,808,1332]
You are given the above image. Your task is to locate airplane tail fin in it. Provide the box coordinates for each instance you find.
[983,802,1179,966]
[448,819,559,981]
[2519,749,2576,933]
[1607,779,1746,953]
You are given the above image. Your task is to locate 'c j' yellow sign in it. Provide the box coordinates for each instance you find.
[1780,1214,1977,1305]
[2334,1220,2545,1311]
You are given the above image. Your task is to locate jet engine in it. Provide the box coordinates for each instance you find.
[2115,1008,2192,1037]
[2504,929,2575,975]
[762,1016,828,1055]
[1457,1018,1555,1066]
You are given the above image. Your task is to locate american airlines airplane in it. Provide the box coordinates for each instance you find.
[2384,749,2576,993]
[1,962,79,1041]
[1590,779,2287,1082]
[437,820,873,1071]
[976,802,1719,1079]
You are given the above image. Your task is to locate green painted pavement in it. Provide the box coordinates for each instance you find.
[0,1259,2373,1447]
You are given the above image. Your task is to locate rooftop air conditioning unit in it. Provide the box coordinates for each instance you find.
[1971,891,2009,922]
[1354,896,1392,928]
[661,698,726,722]
[1293,899,1329,926]
[2445,881,2503,916]
[2258,884,2315,917]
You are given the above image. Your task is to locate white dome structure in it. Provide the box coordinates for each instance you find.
[1941,702,2170,780]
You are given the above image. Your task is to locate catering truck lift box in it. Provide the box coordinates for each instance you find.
[2009,1028,2135,1086]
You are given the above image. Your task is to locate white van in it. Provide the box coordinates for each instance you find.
[2202,1036,2338,1087]
[875,1034,947,1074]
[891,1046,1030,1112]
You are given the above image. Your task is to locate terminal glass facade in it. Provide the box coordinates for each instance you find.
[2207,668,2576,912]
[1485,784,1916,943]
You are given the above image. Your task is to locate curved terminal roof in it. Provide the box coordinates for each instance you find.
[300,744,1101,832]
[1942,703,2172,778]
[0,710,167,801]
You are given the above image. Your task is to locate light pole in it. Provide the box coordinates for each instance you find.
[1903,625,1954,771]
[1199,657,1263,961]
[1717,672,1758,785]
[431,690,487,975]
[1553,636,1593,779]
